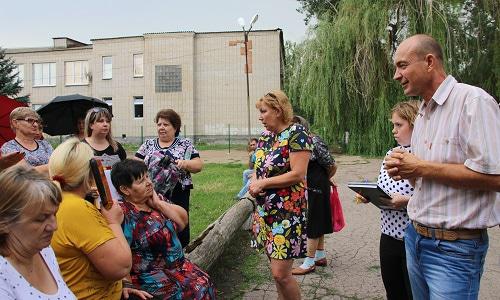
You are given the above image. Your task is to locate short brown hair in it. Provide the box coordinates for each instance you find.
[10,107,41,132]
[255,90,294,124]
[390,100,420,128]
[0,165,62,255]
[155,109,182,137]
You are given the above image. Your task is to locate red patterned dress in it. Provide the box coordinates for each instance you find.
[120,201,216,299]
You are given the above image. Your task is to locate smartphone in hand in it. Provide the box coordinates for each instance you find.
[89,158,113,210]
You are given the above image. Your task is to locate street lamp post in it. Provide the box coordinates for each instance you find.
[238,14,258,138]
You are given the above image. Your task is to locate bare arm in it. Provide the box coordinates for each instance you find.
[386,149,500,191]
[176,157,203,173]
[148,191,188,230]
[87,201,132,280]
[249,150,310,196]
[0,152,24,170]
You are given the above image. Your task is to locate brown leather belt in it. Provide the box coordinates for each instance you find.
[412,221,485,241]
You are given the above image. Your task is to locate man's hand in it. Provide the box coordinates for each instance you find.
[384,148,422,180]
[0,152,25,170]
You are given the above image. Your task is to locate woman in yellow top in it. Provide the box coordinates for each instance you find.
[48,138,150,300]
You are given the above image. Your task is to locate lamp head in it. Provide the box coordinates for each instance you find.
[250,14,259,26]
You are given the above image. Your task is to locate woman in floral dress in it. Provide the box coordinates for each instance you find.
[249,90,312,300]
[111,159,215,300]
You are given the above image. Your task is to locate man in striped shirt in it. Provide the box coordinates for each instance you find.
[386,34,499,299]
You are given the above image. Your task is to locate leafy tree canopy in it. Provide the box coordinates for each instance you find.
[287,0,499,155]
[0,47,24,98]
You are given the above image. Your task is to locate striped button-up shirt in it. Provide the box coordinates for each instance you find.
[408,75,500,229]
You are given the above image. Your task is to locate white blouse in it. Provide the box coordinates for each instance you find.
[377,146,414,240]
[0,247,76,300]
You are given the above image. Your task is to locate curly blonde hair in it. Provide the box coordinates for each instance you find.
[255,90,294,124]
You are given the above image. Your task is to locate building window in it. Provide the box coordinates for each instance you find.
[102,56,112,79]
[133,96,143,118]
[12,64,24,87]
[102,97,112,115]
[65,61,89,85]
[33,63,56,86]
[155,65,182,93]
[133,54,143,77]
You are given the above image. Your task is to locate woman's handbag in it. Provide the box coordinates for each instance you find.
[330,185,346,232]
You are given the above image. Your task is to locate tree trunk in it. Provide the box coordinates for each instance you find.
[185,197,255,270]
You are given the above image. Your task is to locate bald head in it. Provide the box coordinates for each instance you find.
[401,34,444,64]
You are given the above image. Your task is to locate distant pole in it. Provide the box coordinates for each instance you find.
[237,14,259,139]
[228,124,231,154]
[141,126,144,144]
[244,31,251,138]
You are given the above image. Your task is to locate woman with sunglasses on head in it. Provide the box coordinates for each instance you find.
[249,90,312,300]
[83,107,126,169]
[0,107,53,174]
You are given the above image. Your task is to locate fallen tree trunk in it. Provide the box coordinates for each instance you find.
[185,197,255,270]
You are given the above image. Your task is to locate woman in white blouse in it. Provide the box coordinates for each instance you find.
[0,166,76,300]
[356,100,419,300]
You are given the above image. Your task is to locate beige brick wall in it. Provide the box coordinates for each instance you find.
[6,30,283,140]
[194,31,282,137]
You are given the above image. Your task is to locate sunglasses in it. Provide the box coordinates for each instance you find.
[265,92,278,100]
[16,118,41,125]
[89,107,110,114]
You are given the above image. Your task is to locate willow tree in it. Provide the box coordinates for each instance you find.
[286,0,499,155]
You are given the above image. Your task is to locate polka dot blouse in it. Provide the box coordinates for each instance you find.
[377,146,414,240]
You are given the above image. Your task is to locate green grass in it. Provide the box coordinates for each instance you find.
[193,143,247,151]
[189,163,271,297]
[189,163,245,238]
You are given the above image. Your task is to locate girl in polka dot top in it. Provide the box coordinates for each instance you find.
[375,100,420,300]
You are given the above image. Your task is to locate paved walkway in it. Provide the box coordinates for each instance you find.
[202,151,500,300]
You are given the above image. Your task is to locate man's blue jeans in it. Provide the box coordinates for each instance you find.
[405,223,489,300]
[237,169,254,198]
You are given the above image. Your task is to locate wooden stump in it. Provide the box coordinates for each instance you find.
[185,196,255,270]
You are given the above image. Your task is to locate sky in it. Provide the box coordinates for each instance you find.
[1,0,310,48]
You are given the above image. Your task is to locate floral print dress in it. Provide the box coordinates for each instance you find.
[251,124,312,259]
[120,200,216,299]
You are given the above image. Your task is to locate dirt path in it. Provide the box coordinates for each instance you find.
[199,151,500,300]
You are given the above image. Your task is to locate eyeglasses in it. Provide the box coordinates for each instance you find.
[16,118,40,125]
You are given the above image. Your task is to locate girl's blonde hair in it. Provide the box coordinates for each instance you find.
[255,90,294,124]
[0,165,61,255]
[84,107,118,151]
[49,138,95,192]
[390,100,420,128]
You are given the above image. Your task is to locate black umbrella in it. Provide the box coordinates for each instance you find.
[37,94,110,136]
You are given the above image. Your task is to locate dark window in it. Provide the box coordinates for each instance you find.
[155,65,182,92]
[102,97,112,116]
[133,96,143,118]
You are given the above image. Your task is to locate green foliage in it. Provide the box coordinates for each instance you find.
[0,47,23,97]
[287,0,499,155]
